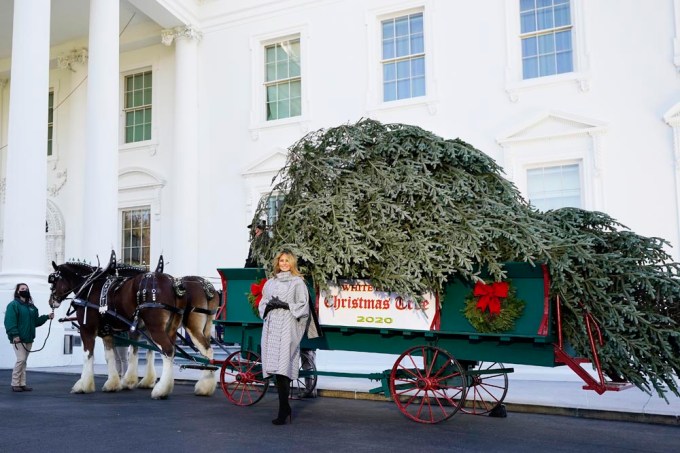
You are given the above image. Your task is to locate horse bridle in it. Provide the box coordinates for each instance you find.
[48,267,100,309]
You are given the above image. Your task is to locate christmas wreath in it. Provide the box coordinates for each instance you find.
[463,281,525,333]
[247,278,267,318]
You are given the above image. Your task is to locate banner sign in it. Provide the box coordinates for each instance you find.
[318,279,439,331]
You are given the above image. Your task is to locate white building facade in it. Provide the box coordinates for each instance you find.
[1,0,680,368]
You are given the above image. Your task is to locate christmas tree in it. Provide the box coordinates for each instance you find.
[251,119,680,400]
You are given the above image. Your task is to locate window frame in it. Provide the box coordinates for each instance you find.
[117,168,165,271]
[119,66,157,151]
[365,1,438,114]
[249,27,309,133]
[526,161,583,211]
[504,0,590,102]
[264,38,302,121]
[122,70,153,144]
[519,0,574,80]
[120,206,152,269]
[380,11,426,103]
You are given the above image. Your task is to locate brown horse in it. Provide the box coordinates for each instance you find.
[179,276,220,395]
[125,275,220,396]
[48,259,186,399]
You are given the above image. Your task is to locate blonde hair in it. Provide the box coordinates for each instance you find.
[272,250,302,277]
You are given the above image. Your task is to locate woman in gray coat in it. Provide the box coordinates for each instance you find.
[259,250,312,425]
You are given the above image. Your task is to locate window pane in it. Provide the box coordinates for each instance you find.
[411,34,424,54]
[523,57,539,79]
[520,0,536,12]
[539,54,555,76]
[290,80,301,98]
[290,98,301,116]
[266,46,276,64]
[537,9,553,30]
[522,36,538,57]
[397,79,410,99]
[556,50,573,73]
[382,20,394,39]
[382,39,395,60]
[554,2,571,27]
[538,34,554,54]
[555,30,571,50]
[520,11,536,33]
[410,13,423,34]
[279,82,290,100]
[396,36,409,57]
[411,57,425,76]
[267,101,278,121]
[384,81,397,102]
[277,60,288,79]
[527,164,581,211]
[143,88,152,105]
[395,17,409,36]
[396,60,410,79]
[266,62,276,82]
[383,62,396,82]
[267,85,277,103]
[412,76,425,97]
[277,100,290,118]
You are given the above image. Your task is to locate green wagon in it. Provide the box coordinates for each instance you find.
[214,263,628,424]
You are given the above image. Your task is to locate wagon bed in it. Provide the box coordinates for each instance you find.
[213,263,630,423]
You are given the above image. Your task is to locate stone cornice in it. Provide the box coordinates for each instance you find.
[161,25,202,46]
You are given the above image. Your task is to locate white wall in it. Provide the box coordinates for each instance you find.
[2,0,680,369]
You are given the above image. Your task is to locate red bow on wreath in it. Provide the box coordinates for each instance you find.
[250,278,267,308]
[473,281,509,315]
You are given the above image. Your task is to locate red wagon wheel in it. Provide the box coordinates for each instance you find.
[389,345,467,424]
[220,350,269,406]
[460,361,509,415]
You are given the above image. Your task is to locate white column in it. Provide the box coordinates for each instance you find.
[57,49,89,260]
[162,26,202,276]
[83,0,119,263]
[0,0,51,285]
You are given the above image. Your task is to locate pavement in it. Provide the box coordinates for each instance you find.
[25,350,680,426]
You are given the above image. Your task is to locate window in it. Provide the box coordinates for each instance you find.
[265,39,301,121]
[124,71,152,143]
[266,193,286,226]
[381,12,425,102]
[121,207,150,268]
[47,91,54,156]
[520,0,573,80]
[527,163,581,211]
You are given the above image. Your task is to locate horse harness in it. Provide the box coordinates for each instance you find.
[58,269,184,336]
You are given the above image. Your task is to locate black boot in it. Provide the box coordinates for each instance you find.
[272,375,292,425]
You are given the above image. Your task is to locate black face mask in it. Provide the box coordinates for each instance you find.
[18,290,30,299]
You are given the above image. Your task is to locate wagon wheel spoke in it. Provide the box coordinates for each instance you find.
[219,350,269,406]
[460,361,509,416]
[290,357,317,399]
[389,345,467,424]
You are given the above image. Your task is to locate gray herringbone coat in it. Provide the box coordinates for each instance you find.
[259,272,317,379]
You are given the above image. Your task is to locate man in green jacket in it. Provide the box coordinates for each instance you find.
[4,283,53,392]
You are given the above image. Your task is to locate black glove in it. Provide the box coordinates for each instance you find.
[263,296,289,319]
